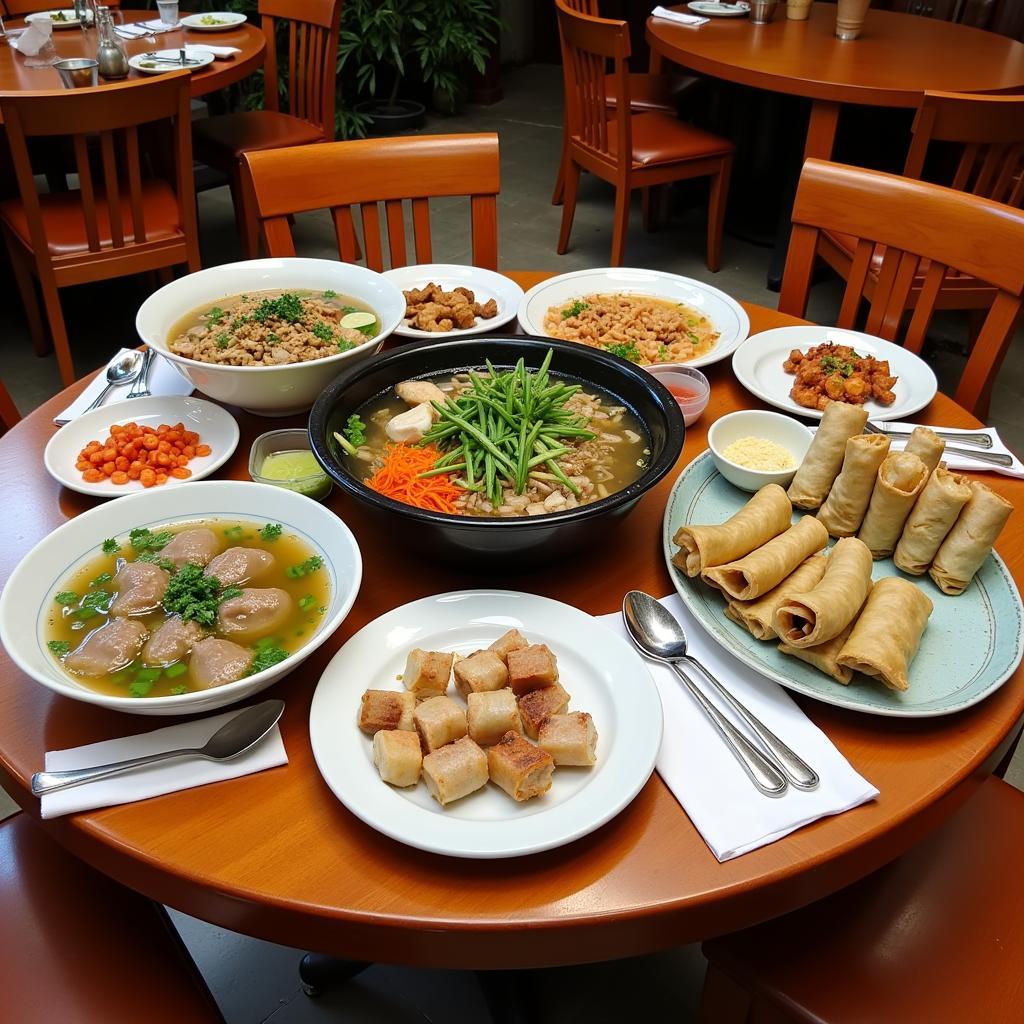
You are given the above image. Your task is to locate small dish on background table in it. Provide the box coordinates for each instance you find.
[180,11,247,30]
[128,48,216,75]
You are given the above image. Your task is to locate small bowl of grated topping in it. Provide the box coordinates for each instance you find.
[707,410,813,492]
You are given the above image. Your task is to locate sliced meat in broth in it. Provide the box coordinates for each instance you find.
[216,588,294,641]
[65,618,148,677]
[204,547,275,587]
[161,528,219,569]
[142,616,205,667]
[190,637,254,688]
[109,560,170,617]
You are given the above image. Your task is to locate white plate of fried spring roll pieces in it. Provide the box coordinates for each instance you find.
[309,590,663,858]
[663,450,1024,717]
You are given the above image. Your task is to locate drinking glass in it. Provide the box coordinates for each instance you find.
[156,0,179,26]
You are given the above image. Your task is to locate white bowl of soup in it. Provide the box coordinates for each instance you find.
[0,480,362,715]
[136,258,406,416]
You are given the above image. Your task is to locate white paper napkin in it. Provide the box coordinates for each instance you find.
[11,18,52,55]
[879,421,1024,479]
[185,41,240,59]
[41,707,288,819]
[55,348,194,425]
[114,22,176,38]
[599,594,878,861]
[651,5,709,28]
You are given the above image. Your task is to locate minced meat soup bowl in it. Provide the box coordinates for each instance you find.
[136,258,406,416]
[308,336,685,564]
[0,480,362,715]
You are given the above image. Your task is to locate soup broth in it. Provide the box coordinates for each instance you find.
[44,519,330,698]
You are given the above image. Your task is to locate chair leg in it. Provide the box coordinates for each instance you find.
[5,236,50,357]
[156,267,174,286]
[551,131,570,206]
[698,962,754,1024]
[229,166,260,260]
[556,160,582,255]
[706,157,732,274]
[610,181,631,267]
[641,187,659,233]
[37,273,76,387]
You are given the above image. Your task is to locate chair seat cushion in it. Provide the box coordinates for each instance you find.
[605,73,701,113]
[192,110,324,169]
[0,181,183,257]
[605,111,734,168]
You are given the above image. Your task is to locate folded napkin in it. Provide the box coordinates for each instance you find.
[54,347,194,425]
[11,18,53,55]
[880,421,1024,479]
[185,41,240,59]
[41,708,288,819]
[599,594,878,861]
[114,22,176,38]
[651,5,709,27]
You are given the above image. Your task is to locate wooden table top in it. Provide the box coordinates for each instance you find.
[646,5,1024,107]
[0,273,1021,969]
[0,9,264,105]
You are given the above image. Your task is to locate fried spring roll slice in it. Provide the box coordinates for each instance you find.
[453,649,508,699]
[816,433,891,538]
[703,516,829,601]
[372,730,423,787]
[538,712,598,766]
[467,688,522,746]
[725,555,827,641]
[774,537,873,648]
[422,737,489,807]
[857,452,929,559]
[788,402,869,510]
[778,625,854,685]
[904,426,945,476]
[358,688,416,735]
[488,628,529,664]
[671,483,792,578]
[413,695,468,752]
[518,683,570,740]
[929,481,1013,595]
[894,465,972,576]
[837,577,933,692]
[487,731,555,802]
[507,643,559,696]
[402,648,453,698]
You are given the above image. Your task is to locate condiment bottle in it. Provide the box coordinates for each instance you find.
[95,6,128,79]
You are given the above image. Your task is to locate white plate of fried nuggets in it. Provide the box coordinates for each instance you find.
[308,590,663,858]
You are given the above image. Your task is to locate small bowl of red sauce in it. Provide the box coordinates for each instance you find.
[645,365,710,426]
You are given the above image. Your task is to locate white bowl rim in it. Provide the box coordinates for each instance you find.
[707,409,813,477]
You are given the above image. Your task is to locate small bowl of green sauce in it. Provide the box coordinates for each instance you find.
[249,429,332,501]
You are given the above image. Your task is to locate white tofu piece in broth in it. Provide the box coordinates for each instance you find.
[506,643,559,696]
[488,628,529,665]
[467,688,521,746]
[358,689,416,735]
[402,648,453,698]
[385,403,434,443]
[517,682,570,740]
[373,730,423,787]
[422,737,488,806]
[487,731,554,802]
[538,712,598,766]
[414,695,468,752]
[453,650,508,699]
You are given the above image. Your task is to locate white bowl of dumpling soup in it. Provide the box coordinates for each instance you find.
[0,480,362,715]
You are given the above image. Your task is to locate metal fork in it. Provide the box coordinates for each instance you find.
[864,422,1012,467]
[864,421,993,449]
[126,348,154,399]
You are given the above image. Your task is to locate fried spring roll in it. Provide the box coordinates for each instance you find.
[904,426,945,476]
[857,452,929,559]
[788,402,869,510]
[816,433,891,537]
[778,624,854,685]
[725,555,827,641]
[929,481,1013,595]
[894,465,972,576]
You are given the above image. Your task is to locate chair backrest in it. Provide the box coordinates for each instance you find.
[555,0,630,166]
[0,73,197,262]
[258,0,341,140]
[243,133,501,271]
[0,379,19,438]
[905,91,1024,208]
[780,158,1024,416]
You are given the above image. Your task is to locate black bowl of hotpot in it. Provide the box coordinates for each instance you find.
[308,336,685,565]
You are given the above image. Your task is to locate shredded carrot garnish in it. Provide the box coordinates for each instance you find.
[365,444,461,514]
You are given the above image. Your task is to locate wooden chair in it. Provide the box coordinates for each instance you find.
[0,811,225,1023]
[192,0,342,259]
[243,133,500,270]
[779,159,1024,418]
[818,91,1024,317]
[698,775,1024,1024]
[554,0,733,269]
[551,0,700,206]
[0,380,20,437]
[0,73,199,386]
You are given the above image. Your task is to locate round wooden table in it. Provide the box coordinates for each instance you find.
[0,9,265,116]
[0,273,1021,970]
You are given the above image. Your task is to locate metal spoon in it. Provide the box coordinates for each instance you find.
[31,699,285,796]
[624,592,790,797]
[83,351,144,413]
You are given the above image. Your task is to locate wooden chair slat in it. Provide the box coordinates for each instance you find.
[470,195,499,270]
[904,261,949,355]
[957,290,1024,416]
[261,217,297,257]
[973,143,1006,197]
[836,238,875,328]
[125,125,147,245]
[879,251,922,339]
[99,131,123,249]
[72,134,101,253]
[384,199,407,269]
[359,202,384,272]
[261,13,280,113]
[411,198,433,263]
[331,206,360,263]
[777,223,820,321]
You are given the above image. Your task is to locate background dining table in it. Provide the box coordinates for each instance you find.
[0,271,1021,971]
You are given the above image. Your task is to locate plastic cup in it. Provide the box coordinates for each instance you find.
[644,365,710,427]
[156,0,179,27]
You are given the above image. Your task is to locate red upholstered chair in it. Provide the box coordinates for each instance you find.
[0,812,225,1023]
[0,73,199,386]
[555,0,733,269]
[191,0,343,259]
[698,775,1024,1024]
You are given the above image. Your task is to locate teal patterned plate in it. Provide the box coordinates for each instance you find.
[662,451,1024,717]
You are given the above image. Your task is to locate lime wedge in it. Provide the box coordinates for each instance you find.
[340,311,376,330]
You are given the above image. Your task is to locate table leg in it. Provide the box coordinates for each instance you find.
[766,99,841,291]
[648,46,664,74]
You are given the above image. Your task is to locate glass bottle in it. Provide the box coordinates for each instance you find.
[95,6,128,79]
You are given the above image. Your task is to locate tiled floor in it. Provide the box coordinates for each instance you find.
[1,63,1022,1023]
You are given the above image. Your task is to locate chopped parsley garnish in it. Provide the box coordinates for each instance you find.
[820,352,861,378]
[231,316,250,330]
[337,338,357,353]
[339,414,367,453]
[249,645,289,675]
[130,667,161,697]
[130,527,173,552]
[47,640,71,657]
[606,341,642,363]
[259,523,283,541]
[298,594,318,612]
[562,299,589,320]
[76,590,112,619]
[165,662,188,679]
[216,332,230,349]
[223,525,245,541]
[312,321,335,342]
[137,552,175,571]
[221,586,242,602]
[89,572,112,588]
[163,564,230,627]
[251,292,304,325]
[54,591,79,606]
[322,289,337,299]
[170,684,188,695]
[340,304,359,315]
[657,344,669,361]
[102,538,120,555]
[205,306,226,326]
[286,555,323,579]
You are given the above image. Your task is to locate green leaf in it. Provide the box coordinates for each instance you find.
[102,538,120,555]
[47,640,71,656]
[54,591,79,606]
[259,523,283,541]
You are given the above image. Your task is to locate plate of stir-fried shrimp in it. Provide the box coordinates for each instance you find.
[731,326,937,422]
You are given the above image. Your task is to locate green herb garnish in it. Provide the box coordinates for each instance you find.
[223,525,245,541]
[298,594,318,612]
[170,684,188,695]
[221,586,242,602]
[657,344,669,361]
[205,306,226,326]
[322,289,337,299]
[165,662,189,679]
[259,523,283,541]
[47,640,71,657]
[333,414,367,456]
[89,572,112,588]
[561,299,589,320]
[130,528,173,552]
[249,645,289,675]
[216,332,230,349]
[130,667,161,697]
[820,352,861,378]
[337,339,357,353]
[102,538,120,555]
[163,564,230,627]
[54,591,79,606]
[606,342,642,363]
[286,555,323,579]
[312,321,335,342]
[137,552,176,571]
[251,292,304,325]
[76,590,112,619]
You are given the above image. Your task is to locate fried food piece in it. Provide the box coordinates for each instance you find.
[402,649,453,697]
[507,643,559,696]
[487,731,554,802]
[538,711,598,766]
[518,682,570,739]
[414,695,468,752]
[453,650,509,698]
[784,342,899,409]
[402,282,497,331]
[422,736,489,806]
[373,730,422,787]
[358,689,416,735]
